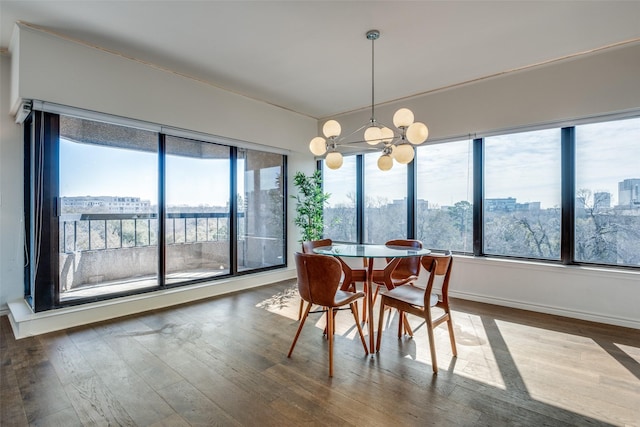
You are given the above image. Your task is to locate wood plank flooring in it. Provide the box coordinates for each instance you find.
[1,279,639,426]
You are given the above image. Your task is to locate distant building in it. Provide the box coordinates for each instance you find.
[61,196,152,213]
[618,179,640,208]
[485,197,516,212]
[416,199,429,211]
[515,201,541,211]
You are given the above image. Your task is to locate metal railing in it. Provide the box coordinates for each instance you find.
[60,212,243,253]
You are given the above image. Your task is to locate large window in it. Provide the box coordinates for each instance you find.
[322,114,639,269]
[323,156,357,242]
[416,139,473,253]
[165,136,230,285]
[364,152,408,243]
[484,129,561,259]
[58,116,159,301]
[25,108,287,312]
[237,149,285,271]
[575,117,640,267]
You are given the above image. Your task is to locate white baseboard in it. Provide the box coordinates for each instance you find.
[6,268,297,339]
[451,290,640,330]
[6,269,638,339]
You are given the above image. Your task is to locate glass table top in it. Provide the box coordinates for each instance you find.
[313,244,430,258]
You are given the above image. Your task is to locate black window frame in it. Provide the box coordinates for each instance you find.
[24,109,288,312]
[320,114,640,271]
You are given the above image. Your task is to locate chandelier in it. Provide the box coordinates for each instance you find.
[309,29,429,171]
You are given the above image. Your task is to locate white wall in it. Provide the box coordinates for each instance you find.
[331,42,640,140]
[0,52,25,314]
[11,24,316,152]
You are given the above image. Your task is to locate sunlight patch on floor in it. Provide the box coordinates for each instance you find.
[493,319,640,426]
[256,285,377,342]
[255,285,300,320]
[615,342,640,364]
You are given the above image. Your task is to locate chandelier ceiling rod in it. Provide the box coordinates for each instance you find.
[368,29,379,124]
[308,29,429,171]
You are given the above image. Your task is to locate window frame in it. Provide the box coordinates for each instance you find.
[24,105,288,312]
[320,112,640,271]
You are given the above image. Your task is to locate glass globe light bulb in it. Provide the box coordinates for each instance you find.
[364,126,383,145]
[380,126,394,144]
[406,122,429,145]
[377,154,393,171]
[322,120,342,138]
[394,143,415,164]
[325,151,344,170]
[309,137,327,156]
[393,108,414,128]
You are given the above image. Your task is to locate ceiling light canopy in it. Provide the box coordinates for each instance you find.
[309,30,429,171]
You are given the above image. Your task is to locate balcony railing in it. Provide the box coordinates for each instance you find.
[60,212,244,253]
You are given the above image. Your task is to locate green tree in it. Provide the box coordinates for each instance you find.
[292,170,330,242]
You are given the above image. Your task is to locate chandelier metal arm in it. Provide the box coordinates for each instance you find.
[309,29,428,171]
[336,116,404,146]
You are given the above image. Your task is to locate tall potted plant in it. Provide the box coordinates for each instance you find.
[292,170,330,242]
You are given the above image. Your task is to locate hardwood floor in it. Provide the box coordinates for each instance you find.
[2,279,639,426]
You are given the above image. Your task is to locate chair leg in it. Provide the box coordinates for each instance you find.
[445,311,458,356]
[350,302,368,355]
[321,307,337,337]
[362,287,368,323]
[289,302,312,357]
[403,313,414,337]
[297,300,304,321]
[396,311,414,338]
[426,316,438,374]
[348,282,356,292]
[327,308,334,377]
[376,298,386,353]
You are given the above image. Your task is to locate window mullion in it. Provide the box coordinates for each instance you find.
[473,137,484,256]
[407,158,416,240]
[561,127,575,265]
[158,134,166,287]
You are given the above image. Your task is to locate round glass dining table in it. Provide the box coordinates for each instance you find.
[313,244,431,353]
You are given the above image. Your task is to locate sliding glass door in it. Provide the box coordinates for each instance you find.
[25,108,287,312]
[58,116,159,301]
[237,149,285,271]
[165,136,231,285]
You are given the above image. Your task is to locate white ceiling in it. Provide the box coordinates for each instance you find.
[2,1,640,120]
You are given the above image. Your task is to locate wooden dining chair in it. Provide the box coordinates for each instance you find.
[288,252,369,377]
[376,250,457,374]
[299,239,366,320]
[364,239,423,329]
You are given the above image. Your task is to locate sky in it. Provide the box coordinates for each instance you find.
[60,139,233,207]
[324,117,640,209]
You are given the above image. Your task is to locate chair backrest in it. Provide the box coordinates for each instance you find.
[420,250,453,303]
[385,239,423,279]
[294,252,343,307]
[302,238,333,254]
